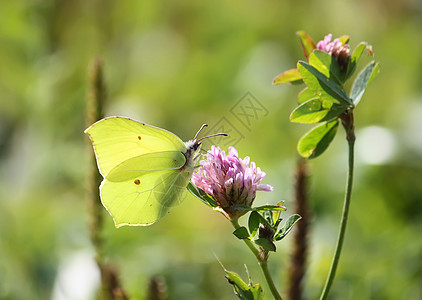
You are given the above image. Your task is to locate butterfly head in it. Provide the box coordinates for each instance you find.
[192,124,227,150]
[181,124,228,170]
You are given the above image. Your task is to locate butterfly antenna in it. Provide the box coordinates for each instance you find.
[196,132,228,143]
[194,124,208,140]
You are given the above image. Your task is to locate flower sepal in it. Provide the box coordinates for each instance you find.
[232,204,287,213]
[187,182,219,208]
[188,183,254,221]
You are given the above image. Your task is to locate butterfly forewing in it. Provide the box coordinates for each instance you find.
[85,117,186,177]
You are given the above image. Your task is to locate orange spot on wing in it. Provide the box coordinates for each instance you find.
[137,136,142,140]
[134,179,141,185]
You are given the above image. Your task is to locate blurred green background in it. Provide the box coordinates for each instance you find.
[1,0,421,299]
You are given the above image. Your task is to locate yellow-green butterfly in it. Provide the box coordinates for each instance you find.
[85,116,226,227]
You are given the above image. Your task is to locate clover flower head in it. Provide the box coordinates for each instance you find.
[191,146,273,220]
[316,34,349,56]
[317,34,351,71]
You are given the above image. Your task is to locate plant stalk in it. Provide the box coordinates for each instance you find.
[287,159,310,300]
[231,219,282,300]
[319,112,355,300]
[86,59,106,266]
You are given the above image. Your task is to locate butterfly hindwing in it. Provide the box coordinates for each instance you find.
[100,169,192,227]
[106,151,186,182]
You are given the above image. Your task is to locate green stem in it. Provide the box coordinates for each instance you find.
[231,219,282,300]
[319,114,355,300]
[260,260,282,300]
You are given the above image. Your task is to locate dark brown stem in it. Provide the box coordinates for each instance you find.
[86,59,106,263]
[339,110,355,143]
[288,159,310,300]
[147,276,168,300]
[86,59,128,300]
[86,59,109,299]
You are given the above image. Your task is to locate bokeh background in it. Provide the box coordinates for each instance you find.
[1,0,421,299]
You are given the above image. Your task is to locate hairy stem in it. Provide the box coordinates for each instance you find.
[319,113,355,300]
[231,220,282,300]
[86,59,106,266]
[288,159,310,300]
[87,60,127,300]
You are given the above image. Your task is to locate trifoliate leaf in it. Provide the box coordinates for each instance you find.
[255,238,276,252]
[367,62,380,86]
[233,227,250,240]
[290,98,347,124]
[248,211,261,238]
[309,50,342,85]
[345,42,373,80]
[298,61,353,106]
[275,214,302,241]
[297,119,339,159]
[350,61,379,106]
[296,31,316,59]
[273,68,302,85]
[297,87,316,104]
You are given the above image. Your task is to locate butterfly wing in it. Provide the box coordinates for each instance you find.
[85,116,197,227]
[101,168,193,227]
[85,117,186,177]
[106,151,187,182]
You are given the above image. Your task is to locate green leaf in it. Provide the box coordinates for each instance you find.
[297,87,315,104]
[272,201,285,226]
[233,204,287,212]
[273,68,302,85]
[367,62,380,86]
[225,270,249,292]
[248,211,260,238]
[225,270,264,300]
[255,238,276,252]
[338,35,350,45]
[253,204,287,212]
[345,42,373,80]
[296,31,316,59]
[187,183,218,208]
[263,211,273,226]
[290,98,347,124]
[297,119,339,159]
[233,226,250,240]
[247,284,264,300]
[298,61,352,106]
[350,61,379,106]
[275,214,302,241]
[309,50,342,85]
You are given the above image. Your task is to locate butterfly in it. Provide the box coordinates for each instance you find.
[85,116,227,227]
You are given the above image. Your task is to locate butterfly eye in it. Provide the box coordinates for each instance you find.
[134,179,141,185]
